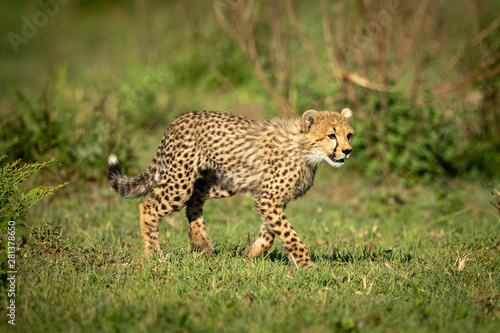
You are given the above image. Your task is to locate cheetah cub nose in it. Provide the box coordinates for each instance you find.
[342,149,352,156]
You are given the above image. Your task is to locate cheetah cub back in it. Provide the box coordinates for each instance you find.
[108,109,354,268]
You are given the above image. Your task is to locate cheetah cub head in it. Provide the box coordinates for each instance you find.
[300,108,355,168]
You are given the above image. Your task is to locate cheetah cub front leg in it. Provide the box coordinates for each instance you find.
[244,222,275,257]
[248,202,314,268]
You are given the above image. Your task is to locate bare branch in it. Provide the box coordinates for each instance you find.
[436,64,500,94]
[437,15,500,82]
[214,0,294,115]
[321,0,395,94]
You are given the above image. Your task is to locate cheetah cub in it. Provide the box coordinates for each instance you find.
[108,109,354,268]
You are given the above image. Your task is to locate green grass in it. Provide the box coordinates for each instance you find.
[4,169,499,332]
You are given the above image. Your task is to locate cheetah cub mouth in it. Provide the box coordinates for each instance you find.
[326,155,349,167]
[328,150,352,166]
[331,157,345,164]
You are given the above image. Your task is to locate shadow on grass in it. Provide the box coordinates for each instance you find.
[212,243,413,265]
[17,222,413,268]
[314,245,413,264]
[212,243,290,263]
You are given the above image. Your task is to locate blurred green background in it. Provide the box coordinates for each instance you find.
[1,0,499,183]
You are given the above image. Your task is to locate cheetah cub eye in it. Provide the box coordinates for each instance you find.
[327,134,336,141]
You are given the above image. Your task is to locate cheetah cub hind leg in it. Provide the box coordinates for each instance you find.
[186,177,236,253]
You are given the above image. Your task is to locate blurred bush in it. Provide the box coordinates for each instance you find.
[0,0,499,182]
[351,92,459,181]
[0,67,138,182]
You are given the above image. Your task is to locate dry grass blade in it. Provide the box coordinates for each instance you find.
[489,183,500,217]
[455,251,474,271]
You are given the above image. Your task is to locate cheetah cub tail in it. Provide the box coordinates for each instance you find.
[107,154,159,199]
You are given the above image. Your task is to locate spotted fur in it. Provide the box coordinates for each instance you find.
[108,109,354,268]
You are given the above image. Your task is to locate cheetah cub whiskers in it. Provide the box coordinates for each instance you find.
[108,109,354,268]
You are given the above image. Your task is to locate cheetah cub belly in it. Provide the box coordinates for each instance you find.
[107,109,354,268]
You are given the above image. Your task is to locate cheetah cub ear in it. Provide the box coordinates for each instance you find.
[301,109,319,134]
[341,108,353,119]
